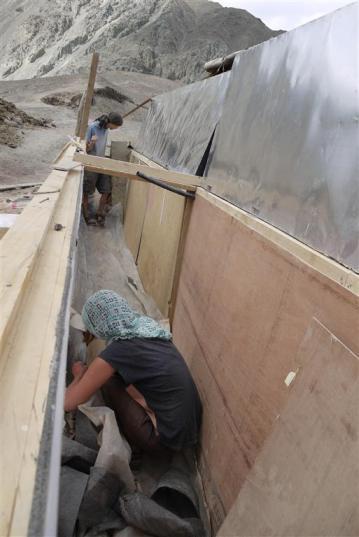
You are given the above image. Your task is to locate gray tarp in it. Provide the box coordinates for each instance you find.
[205,4,359,271]
[136,4,358,271]
[135,72,230,175]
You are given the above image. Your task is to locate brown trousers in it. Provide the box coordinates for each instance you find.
[101,375,170,456]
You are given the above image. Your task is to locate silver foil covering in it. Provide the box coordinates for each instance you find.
[206,4,359,271]
[135,72,230,174]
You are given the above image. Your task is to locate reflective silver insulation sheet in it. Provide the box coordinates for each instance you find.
[135,72,230,174]
[205,4,359,271]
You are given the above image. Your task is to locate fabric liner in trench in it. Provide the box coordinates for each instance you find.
[62,201,208,537]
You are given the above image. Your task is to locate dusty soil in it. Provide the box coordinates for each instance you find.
[0,70,180,186]
[0,97,52,148]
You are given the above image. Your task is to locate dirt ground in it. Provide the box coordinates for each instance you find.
[0,70,180,186]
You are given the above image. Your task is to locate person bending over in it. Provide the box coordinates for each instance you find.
[65,290,202,455]
[83,112,123,226]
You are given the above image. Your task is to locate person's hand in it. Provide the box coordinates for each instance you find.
[91,135,98,142]
[72,361,87,379]
[83,330,95,346]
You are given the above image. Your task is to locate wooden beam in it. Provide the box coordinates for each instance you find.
[0,146,82,536]
[76,52,99,139]
[52,141,71,164]
[130,149,163,168]
[53,161,82,172]
[73,153,202,191]
[0,144,78,360]
[0,182,41,192]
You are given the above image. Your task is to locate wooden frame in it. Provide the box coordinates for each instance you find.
[73,153,202,191]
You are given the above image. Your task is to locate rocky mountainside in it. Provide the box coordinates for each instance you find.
[0,0,281,83]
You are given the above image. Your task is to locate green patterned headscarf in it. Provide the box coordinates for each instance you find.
[82,290,172,342]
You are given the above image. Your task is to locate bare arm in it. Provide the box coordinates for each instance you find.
[64,357,115,412]
[86,134,97,153]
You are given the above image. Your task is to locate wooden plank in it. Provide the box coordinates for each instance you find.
[52,140,71,164]
[123,151,160,260]
[0,167,81,536]
[218,319,359,537]
[77,52,99,139]
[130,149,163,169]
[171,191,358,529]
[137,185,185,316]
[124,150,186,316]
[0,182,41,192]
[75,93,85,137]
[124,150,166,259]
[73,153,201,191]
[0,144,78,361]
[53,160,82,172]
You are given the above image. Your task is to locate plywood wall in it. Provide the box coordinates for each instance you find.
[136,185,185,315]
[123,151,186,316]
[124,179,149,260]
[218,318,359,537]
[171,190,359,534]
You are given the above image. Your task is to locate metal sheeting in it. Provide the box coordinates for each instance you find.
[135,72,230,174]
[206,4,359,271]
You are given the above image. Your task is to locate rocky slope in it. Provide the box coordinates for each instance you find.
[0,0,281,83]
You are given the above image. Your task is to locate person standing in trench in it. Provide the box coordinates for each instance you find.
[65,290,202,457]
[83,112,123,226]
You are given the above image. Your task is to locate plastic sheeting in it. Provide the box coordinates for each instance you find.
[205,5,359,271]
[72,202,161,319]
[79,404,136,492]
[68,203,163,367]
[135,72,230,175]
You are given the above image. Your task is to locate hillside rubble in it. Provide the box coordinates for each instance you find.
[0,97,52,148]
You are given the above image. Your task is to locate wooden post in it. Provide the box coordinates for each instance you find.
[76,52,99,139]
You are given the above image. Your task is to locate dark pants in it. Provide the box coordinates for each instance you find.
[102,375,170,456]
[83,171,112,195]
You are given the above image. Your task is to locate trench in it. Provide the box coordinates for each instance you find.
[59,189,209,536]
